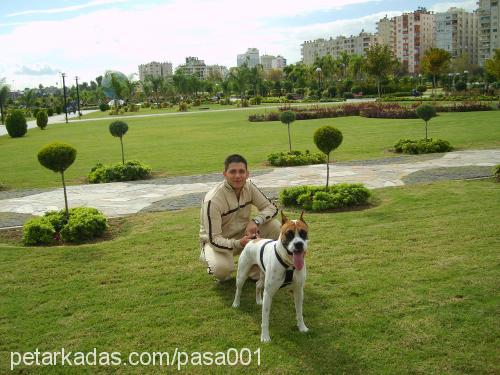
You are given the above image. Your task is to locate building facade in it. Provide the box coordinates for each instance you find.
[271,55,287,69]
[138,61,173,81]
[237,48,260,67]
[176,57,206,79]
[477,0,500,65]
[392,8,435,73]
[301,31,378,65]
[260,54,275,72]
[203,65,229,80]
[436,8,478,65]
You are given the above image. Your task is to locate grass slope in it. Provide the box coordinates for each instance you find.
[0,110,499,189]
[0,179,499,374]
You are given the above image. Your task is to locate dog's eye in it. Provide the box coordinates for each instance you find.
[299,230,308,240]
[285,231,294,240]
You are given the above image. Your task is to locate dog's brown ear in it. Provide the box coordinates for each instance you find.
[299,210,306,224]
[281,210,288,225]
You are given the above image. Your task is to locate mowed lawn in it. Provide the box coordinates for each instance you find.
[0,179,499,374]
[1,109,499,189]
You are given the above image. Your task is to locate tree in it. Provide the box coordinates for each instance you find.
[37,142,77,220]
[313,126,343,188]
[110,72,127,106]
[364,44,394,97]
[485,49,500,82]
[416,104,437,140]
[5,109,27,138]
[36,110,48,130]
[0,79,9,125]
[109,121,129,164]
[280,111,296,152]
[421,48,451,93]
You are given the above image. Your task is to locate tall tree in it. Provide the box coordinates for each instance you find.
[421,48,451,93]
[0,79,9,125]
[364,44,394,97]
[484,49,500,81]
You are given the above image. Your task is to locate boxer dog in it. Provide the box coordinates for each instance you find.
[232,211,309,343]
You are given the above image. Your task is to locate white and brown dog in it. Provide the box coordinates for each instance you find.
[232,211,309,343]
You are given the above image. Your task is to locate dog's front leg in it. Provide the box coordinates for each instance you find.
[255,272,265,305]
[293,284,309,333]
[261,283,280,343]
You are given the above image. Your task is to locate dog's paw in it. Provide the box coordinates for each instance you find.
[260,333,271,343]
[298,324,309,333]
[232,301,240,308]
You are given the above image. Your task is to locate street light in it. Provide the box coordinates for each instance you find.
[75,76,81,118]
[315,67,322,98]
[463,70,469,89]
[448,73,453,91]
[61,73,68,124]
[418,73,423,86]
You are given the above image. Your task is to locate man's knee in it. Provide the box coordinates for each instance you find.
[210,262,234,280]
[201,244,234,281]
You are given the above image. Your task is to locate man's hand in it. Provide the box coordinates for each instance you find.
[239,235,255,248]
[245,220,259,238]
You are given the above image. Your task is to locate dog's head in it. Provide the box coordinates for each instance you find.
[280,211,308,270]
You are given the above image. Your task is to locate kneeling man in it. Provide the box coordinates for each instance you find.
[199,154,280,282]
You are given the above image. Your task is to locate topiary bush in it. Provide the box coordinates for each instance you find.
[36,110,48,130]
[109,120,129,164]
[267,150,325,167]
[394,139,453,154]
[280,110,297,152]
[493,165,500,181]
[47,107,54,116]
[88,160,152,183]
[314,126,343,188]
[416,104,437,140]
[23,207,108,245]
[5,109,27,138]
[280,184,371,212]
[100,103,110,111]
[417,85,427,93]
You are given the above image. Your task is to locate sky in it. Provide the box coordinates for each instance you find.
[1,0,477,90]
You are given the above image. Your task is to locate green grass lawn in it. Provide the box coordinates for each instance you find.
[0,179,498,374]
[1,110,499,189]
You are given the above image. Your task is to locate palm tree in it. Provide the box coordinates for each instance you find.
[0,79,9,125]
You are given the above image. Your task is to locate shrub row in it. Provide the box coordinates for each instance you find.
[88,160,152,183]
[23,207,108,245]
[377,95,499,102]
[267,150,325,167]
[394,139,453,154]
[280,184,371,212]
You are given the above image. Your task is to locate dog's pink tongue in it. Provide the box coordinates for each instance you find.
[293,252,305,270]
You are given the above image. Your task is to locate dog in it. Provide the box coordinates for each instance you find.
[232,211,309,343]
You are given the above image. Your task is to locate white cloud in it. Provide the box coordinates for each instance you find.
[429,0,477,12]
[6,0,129,17]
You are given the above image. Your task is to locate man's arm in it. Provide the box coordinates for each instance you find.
[202,199,244,252]
[249,181,279,225]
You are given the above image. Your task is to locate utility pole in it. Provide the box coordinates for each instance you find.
[61,73,68,124]
[75,76,81,118]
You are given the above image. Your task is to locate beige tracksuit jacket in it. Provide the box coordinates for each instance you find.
[199,179,278,253]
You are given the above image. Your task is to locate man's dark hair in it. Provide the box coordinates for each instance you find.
[224,154,248,171]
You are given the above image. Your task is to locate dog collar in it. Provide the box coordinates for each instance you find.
[274,244,295,270]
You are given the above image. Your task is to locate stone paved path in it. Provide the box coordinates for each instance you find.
[0,149,498,228]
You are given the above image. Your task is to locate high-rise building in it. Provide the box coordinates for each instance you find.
[301,31,377,65]
[176,57,206,79]
[138,61,173,81]
[237,48,260,67]
[271,55,287,69]
[436,8,479,65]
[477,0,500,65]
[260,55,275,72]
[392,8,435,73]
[203,65,229,80]
[376,16,395,49]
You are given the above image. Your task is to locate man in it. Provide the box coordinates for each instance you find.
[199,154,280,282]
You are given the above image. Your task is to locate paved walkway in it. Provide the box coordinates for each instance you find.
[0,149,498,228]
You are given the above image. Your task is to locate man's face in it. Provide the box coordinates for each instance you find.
[223,162,249,190]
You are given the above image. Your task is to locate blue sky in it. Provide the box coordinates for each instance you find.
[1,0,476,89]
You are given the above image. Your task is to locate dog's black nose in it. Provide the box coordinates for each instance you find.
[295,241,304,251]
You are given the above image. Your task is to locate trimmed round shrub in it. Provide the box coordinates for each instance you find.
[47,108,54,116]
[280,110,296,125]
[455,81,467,91]
[100,103,110,111]
[314,126,343,156]
[37,142,77,173]
[267,150,325,166]
[23,217,56,245]
[88,160,152,183]
[5,109,27,138]
[394,138,453,154]
[22,208,108,245]
[109,120,128,137]
[417,85,427,93]
[416,104,437,122]
[32,108,40,118]
[280,184,371,212]
[36,110,48,130]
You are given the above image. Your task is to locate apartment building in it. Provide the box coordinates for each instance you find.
[436,8,479,65]
[392,8,435,73]
[138,61,173,81]
[260,54,275,71]
[203,65,229,80]
[237,48,260,68]
[176,57,206,79]
[477,0,500,65]
[271,55,287,69]
[301,31,378,65]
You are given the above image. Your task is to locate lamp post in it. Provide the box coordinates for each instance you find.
[315,67,322,99]
[448,73,453,91]
[463,70,469,89]
[75,76,81,118]
[61,73,68,124]
[418,73,422,86]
